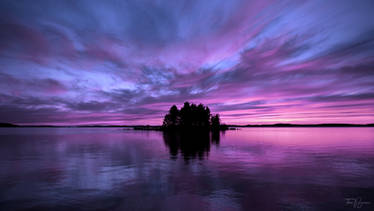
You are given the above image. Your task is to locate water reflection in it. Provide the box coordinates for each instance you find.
[0,127,373,210]
[162,130,220,160]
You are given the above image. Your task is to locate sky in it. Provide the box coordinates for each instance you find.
[0,0,374,125]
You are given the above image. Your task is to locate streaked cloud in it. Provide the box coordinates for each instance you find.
[0,0,373,125]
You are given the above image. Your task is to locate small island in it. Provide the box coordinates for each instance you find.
[162,102,228,131]
[133,102,228,131]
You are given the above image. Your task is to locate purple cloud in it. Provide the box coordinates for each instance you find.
[0,0,374,125]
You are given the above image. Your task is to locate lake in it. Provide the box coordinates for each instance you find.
[0,127,373,210]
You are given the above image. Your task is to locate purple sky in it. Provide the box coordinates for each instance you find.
[0,0,374,125]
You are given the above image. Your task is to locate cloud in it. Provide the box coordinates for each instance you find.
[0,73,68,95]
[0,0,374,125]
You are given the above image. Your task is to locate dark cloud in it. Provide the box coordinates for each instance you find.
[212,101,269,112]
[65,101,114,112]
[307,93,374,103]
[0,73,68,95]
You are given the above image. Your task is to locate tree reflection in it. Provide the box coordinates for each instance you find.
[162,130,220,161]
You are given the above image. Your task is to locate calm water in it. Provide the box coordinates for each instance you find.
[0,127,373,211]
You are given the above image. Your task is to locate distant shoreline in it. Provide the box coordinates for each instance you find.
[233,123,374,127]
[1,123,373,128]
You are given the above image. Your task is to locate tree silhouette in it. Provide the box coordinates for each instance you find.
[163,105,179,129]
[211,114,220,131]
[162,102,226,130]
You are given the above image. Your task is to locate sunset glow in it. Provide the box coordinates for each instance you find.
[0,0,373,125]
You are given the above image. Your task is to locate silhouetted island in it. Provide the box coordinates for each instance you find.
[161,102,228,131]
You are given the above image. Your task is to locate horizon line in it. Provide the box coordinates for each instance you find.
[1,122,373,128]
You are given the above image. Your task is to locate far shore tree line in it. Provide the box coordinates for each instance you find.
[162,102,227,131]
